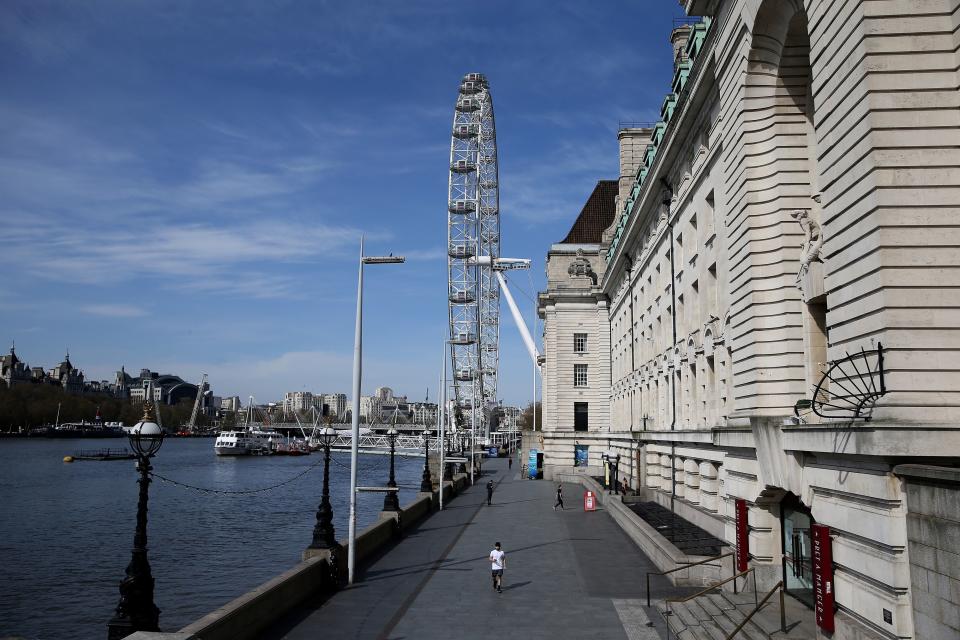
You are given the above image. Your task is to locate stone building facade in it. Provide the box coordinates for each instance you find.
[537,181,619,480]
[538,1,960,638]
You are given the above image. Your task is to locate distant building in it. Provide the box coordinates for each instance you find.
[47,352,85,394]
[500,405,521,430]
[0,345,31,388]
[283,391,313,413]
[221,396,242,412]
[359,395,381,423]
[318,393,347,420]
[119,367,209,408]
[374,386,394,402]
[411,402,438,425]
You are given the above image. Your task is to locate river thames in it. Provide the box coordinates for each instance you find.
[0,437,431,640]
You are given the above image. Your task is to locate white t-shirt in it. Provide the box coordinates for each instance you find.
[490,549,504,570]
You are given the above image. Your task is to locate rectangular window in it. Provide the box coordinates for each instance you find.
[574,332,587,353]
[574,402,588,431]
[574,364,588,387]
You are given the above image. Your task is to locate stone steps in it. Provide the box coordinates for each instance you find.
[658,590,815,640]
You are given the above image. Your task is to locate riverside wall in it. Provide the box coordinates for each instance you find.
[125,472,470,640]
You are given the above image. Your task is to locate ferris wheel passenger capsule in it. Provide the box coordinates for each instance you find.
[451,159,477,173]
[453,124,479,139]
[456,97,480,112]
[449,200,476,214]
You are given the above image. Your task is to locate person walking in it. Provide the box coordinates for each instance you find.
[508,456,513,471]
[486,479,494,505]
[554,484,564,510]
[489,541,505,593]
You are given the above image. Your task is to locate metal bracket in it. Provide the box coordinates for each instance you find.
[810,343,886,421]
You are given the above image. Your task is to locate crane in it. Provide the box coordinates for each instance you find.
[187,373,207,434]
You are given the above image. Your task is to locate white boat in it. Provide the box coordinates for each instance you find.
[214,428,283,456]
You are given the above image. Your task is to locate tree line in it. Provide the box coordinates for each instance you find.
[0,383,207,432]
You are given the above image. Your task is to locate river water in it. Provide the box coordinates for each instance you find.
[0,437,429,640]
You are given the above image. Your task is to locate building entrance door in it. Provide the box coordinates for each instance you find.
[781,493,815,608]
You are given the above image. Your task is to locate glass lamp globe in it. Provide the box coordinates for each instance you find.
[386,427,398,438]
[129,418,164,458]
[317,426,337,448]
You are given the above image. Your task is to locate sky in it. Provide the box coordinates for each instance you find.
[0,0,686,407]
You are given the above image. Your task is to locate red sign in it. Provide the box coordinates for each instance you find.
[735,499,749,572]
[811,523,835,632]
[584,491,596,511]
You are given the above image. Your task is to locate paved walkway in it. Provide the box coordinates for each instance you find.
[264,458,683,640]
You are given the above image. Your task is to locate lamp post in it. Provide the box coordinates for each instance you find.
[308,426,338,550]
[607,452,622,495]
[383,428,400,511]
[347,238,404,586]
[420,427,433,492]
[107,402,164,640]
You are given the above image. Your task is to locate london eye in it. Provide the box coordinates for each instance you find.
[447,73,501,439]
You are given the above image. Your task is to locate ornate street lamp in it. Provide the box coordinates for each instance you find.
[107,402,165,640]
[443,433,453,482]
[309,426,339,550]
[383,428,400,511]
[610,453,622,495]
[419,427,433,493]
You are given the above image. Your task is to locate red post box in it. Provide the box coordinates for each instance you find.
[584,490,596,511]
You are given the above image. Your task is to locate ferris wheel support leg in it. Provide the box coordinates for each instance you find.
[495,271,541,372]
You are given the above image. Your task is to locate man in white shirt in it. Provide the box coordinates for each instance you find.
[489,541,505,593]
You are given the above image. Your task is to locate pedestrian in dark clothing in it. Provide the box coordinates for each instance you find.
[486,480,494,505]
[508,457,513,470]
[554,484,564,510]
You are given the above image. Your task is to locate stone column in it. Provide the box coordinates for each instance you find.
[646,451,661,489]
[659,454,672,490]
[674,458,686,500]
[684,458,701,504]
[699,461,719,512]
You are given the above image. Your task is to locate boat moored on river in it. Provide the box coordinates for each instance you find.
[214,428,283,456]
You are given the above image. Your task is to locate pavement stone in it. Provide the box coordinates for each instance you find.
[263,458,683,640]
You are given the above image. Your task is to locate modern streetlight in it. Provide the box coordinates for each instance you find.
[107,402,165,640]
[419,427,433,492]
[308,426,339,551]
[383,427,400,512]
[348,237,404,586]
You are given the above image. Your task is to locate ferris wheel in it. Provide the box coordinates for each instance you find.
[447,73,501,437]
[446,73,541,443]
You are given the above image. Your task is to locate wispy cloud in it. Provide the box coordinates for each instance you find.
[1,212,371,297]
[80,304,148,318]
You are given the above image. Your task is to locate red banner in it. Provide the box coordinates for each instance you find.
[735,498,749,572]
[811,523,835,632]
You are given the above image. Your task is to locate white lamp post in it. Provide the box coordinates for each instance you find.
[348,237,404,586]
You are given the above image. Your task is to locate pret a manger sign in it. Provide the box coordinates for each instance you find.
[811,523,835,632]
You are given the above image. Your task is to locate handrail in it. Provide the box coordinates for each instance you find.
[661,568,756,640]
[646,552,735,607]
[725,579,786,640]
[666,567,753,608]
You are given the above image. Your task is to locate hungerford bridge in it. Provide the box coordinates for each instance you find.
[253,422,521,457]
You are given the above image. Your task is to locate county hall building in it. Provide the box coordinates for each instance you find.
[536,1,960,638]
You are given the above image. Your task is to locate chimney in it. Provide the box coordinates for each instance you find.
[670,24,692,72]
[617,128,653,209]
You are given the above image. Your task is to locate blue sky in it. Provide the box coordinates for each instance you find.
[0,1,685,406]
